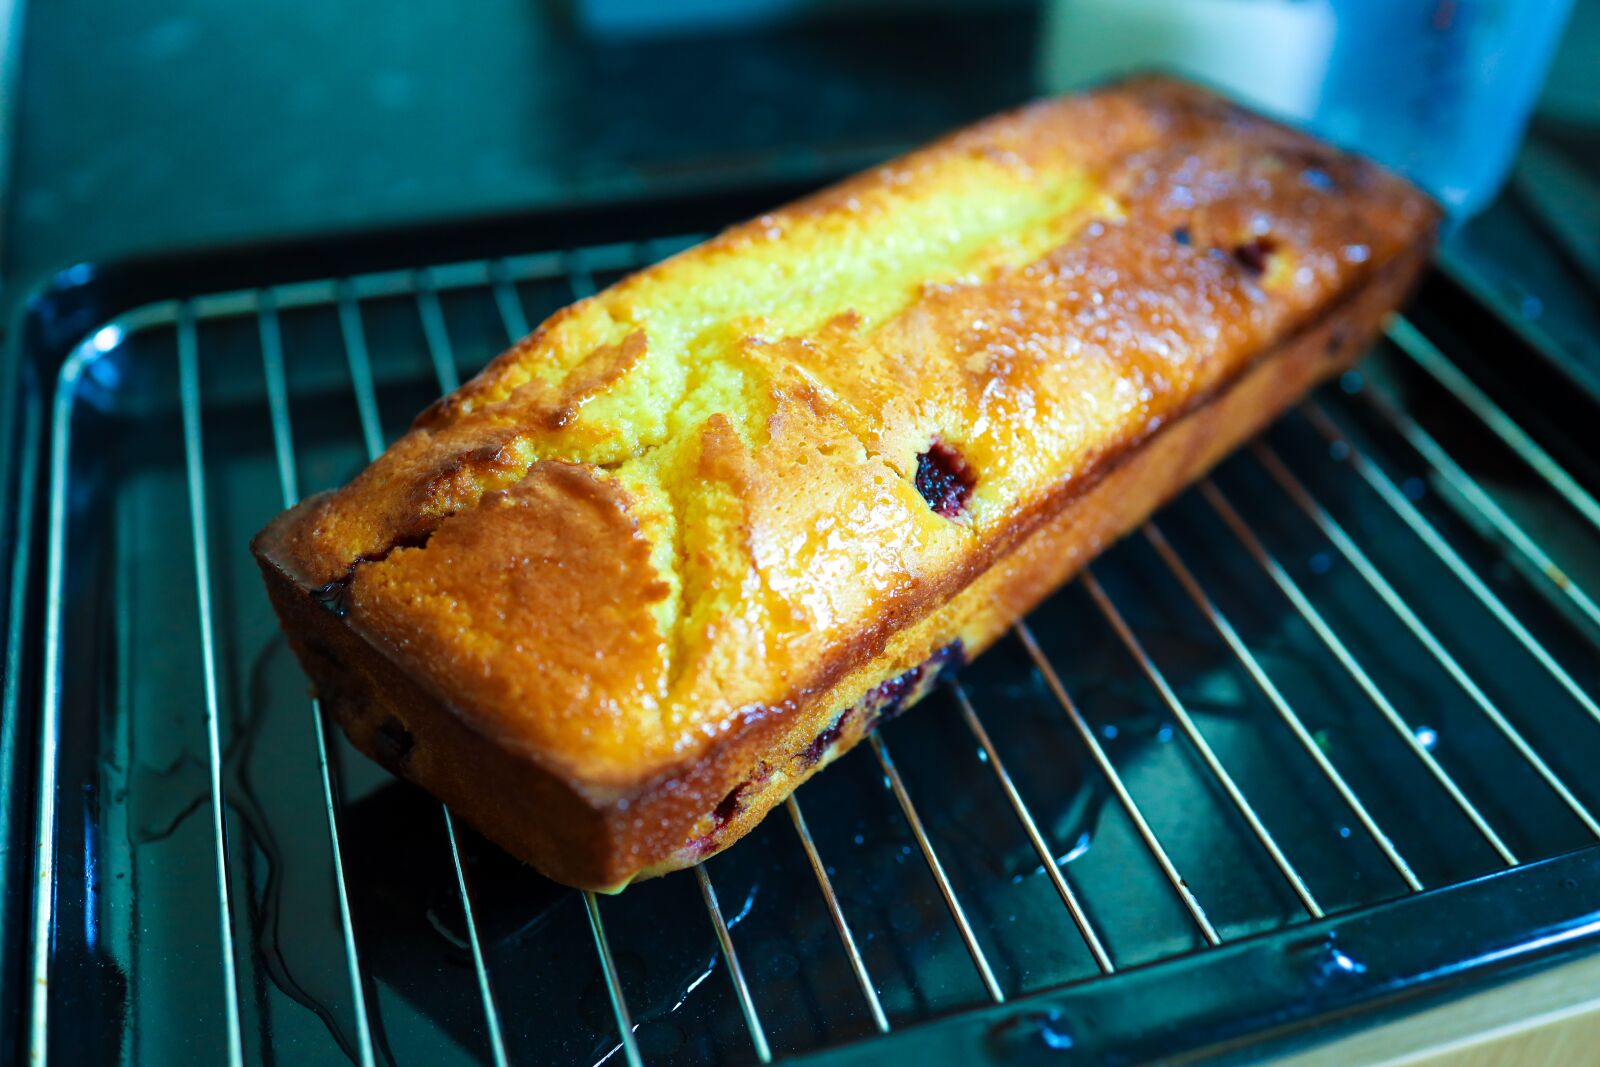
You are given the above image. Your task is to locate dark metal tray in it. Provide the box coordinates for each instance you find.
[4,192,1600,1066]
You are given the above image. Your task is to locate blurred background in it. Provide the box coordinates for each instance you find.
[2,1,1596,308]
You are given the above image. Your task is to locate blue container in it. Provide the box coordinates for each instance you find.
[1040,0,1575,217]
[1314,0,1574,216]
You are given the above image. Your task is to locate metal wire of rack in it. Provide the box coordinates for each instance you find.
[25,237,1600,1066]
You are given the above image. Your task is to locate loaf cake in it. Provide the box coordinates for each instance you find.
[253,76,1439,891]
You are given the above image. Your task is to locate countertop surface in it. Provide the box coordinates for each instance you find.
[3,0,1035,296]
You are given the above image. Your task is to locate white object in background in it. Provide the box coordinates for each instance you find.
[1039,0,1336,121]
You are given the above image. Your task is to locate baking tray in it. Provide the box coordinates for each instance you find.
[4,191,1600,1066]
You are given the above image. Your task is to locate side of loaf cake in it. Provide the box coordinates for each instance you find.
[253,76,1439,891]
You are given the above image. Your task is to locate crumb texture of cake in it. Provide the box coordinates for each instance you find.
[254,76,1438,889]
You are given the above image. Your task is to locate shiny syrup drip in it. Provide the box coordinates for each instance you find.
[311,574,355,618]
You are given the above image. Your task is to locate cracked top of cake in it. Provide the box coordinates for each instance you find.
[253,76,1437,789]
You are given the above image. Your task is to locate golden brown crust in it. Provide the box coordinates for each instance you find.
[253,75,1440,890]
